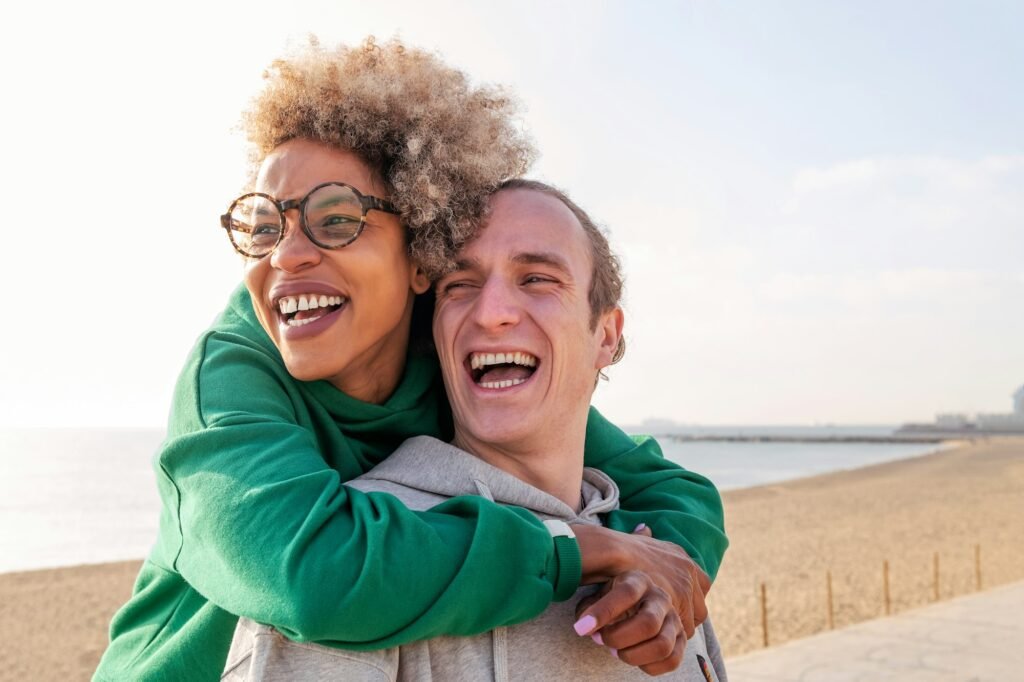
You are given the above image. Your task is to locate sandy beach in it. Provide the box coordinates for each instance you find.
[2,437,1021,680]
[709,436,1024,657]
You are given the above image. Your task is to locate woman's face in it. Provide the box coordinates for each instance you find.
[244,138,429,402]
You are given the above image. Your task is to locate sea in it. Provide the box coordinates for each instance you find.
[0,426,946,574]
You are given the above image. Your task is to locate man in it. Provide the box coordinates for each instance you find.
[224,181,727,681]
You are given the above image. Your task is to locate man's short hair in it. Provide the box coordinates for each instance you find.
[495,179,625,363]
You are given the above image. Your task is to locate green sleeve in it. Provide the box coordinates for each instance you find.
[583,407,728,581]
[158,332,579,648]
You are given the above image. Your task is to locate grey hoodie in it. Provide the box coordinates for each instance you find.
[224,436,727,681]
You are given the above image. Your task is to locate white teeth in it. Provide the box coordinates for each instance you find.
[479,378,526,389]
[469,351,538,369]
[277,294,346,316]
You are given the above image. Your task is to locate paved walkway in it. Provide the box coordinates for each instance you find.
[725,580,1024,681]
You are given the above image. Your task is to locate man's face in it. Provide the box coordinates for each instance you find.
[433,188,623,450]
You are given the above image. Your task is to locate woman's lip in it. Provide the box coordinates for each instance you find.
[278,303,346,341]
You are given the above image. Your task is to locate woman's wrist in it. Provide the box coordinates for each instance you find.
[573,524,629,584]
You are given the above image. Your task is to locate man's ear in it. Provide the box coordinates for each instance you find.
[410,265,431,295]
[594,307,625,370]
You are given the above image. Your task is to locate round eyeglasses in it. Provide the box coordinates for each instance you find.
[219,182,399,258]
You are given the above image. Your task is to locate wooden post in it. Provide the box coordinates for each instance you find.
[883,560,891,615]
[933,552,940,601]
[975,544,982,591]
[826,571,834,629]
[760,582,769,647]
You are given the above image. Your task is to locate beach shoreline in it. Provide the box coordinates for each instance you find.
[2,437,1021,679]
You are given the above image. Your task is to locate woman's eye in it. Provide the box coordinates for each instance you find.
[323,214,358,225]
[253,223,281,235]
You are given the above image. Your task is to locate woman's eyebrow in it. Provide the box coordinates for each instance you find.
[310,195,349,210]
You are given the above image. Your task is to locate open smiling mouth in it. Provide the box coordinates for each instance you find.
[468,351,539,389]
[276,294,348,327]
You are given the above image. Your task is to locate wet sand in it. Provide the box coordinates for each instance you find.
[2,437,1021,679]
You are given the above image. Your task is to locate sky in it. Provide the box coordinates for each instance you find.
[1,0,1021,428]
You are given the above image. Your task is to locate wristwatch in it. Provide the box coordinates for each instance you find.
[543,520,581,601]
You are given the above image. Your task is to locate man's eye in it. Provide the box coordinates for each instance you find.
[523,275,554,285]
[441,280,475,294]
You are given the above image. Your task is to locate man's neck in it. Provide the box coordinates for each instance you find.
[452,421,588,511]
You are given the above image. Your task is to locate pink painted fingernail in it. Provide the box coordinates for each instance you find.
[574,615,597,636]
[591,632,604,646]
[611,649,619,658]
[633,523,646,532]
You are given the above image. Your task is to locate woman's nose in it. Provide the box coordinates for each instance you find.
[270,211,321,272]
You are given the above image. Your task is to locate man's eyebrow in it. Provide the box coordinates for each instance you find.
[447,252,572,274]
[449,256,481,273]
[511,251,572,273]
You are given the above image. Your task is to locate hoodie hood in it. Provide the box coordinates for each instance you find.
[353,435,620,524]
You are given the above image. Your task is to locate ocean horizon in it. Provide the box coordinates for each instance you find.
[0,426,946,574]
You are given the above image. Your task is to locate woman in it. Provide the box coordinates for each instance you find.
[95,38,727,682]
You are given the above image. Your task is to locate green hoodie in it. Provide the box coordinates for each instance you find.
[95,285,727,681]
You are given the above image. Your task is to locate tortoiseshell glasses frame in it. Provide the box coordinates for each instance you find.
[219,181,398,258]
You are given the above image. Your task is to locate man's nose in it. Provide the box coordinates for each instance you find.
[270,210,321,272]
[471,279,521,331]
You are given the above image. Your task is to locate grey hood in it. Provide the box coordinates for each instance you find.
[354,435,620,524]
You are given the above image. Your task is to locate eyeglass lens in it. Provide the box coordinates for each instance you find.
[227,184,365,257]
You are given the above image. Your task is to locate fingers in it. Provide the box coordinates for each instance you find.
[632,523,653,537]
[573,572,647,636]
[575,569,693,675]
[691,582,709,629]
[599,584,673,651]
[696,567,712,596]
[638,632,687,677]
[574,592,601,621]
[601,594,685,673]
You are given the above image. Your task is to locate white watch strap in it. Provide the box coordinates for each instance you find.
[543,519,576,539]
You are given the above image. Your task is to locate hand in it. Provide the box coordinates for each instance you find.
[575,570,686,676]
[571,524,711,671]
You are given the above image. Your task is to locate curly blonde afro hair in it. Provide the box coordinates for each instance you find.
[242,36,535,279]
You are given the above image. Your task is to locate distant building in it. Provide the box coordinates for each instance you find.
[900,383,1024,434]
[976,412,1024,430]
[935,413,971,429]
